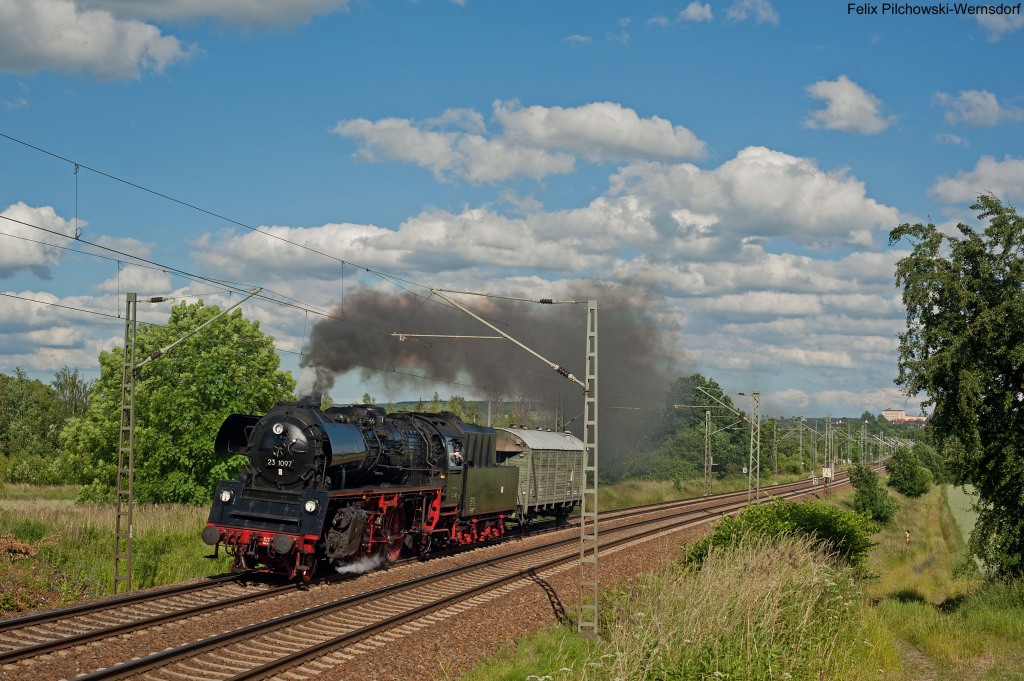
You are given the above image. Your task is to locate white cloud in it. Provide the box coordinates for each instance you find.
[1,96,28,111]
[332,118,462,180]
[935,133,969,146]
[455,135,576,183]
[197,146,901,288]
[93,265,172,295]
[608,146,900,249]
[679,2,713,22]
[930,156,1024,203]
[0,0,192,79]
[770,386,919,417]
[0,202,80,278]
[976,13,1024,42]
[933,89,1024,126]
[493,100,706,162]
[563,34,593,46]
[804,75,894,135]
[726,0,779,24]
[88,234,155,259]
[332,101,706,183]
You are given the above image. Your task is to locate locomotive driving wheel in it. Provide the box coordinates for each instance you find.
[379,507,406,564]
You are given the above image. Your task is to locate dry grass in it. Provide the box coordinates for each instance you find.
[462,535,899,681]
[590,535,890,680]
[0,494,231,613]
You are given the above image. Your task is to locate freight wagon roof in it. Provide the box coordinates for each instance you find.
[494,427,584,452]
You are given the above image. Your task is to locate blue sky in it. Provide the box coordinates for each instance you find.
[1,0,1022,418]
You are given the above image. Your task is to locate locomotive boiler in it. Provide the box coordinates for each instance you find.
[202,401,521,579]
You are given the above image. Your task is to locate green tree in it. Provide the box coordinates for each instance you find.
[0,368,80,484]
[444,395,485,424]
[0,368,62,459]
[61,300,296,504]
[50,366,93,422]
[635,374,748,480]
[890,194,1024,576]
[849,463,898,525]
[886,447,931,498]
[911,441,946,485]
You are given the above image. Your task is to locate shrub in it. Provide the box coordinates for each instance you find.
[887,447,932,497]
[849,463,899,525]
[684,498,876,569]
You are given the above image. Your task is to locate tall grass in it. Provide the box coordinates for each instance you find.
[0,493,232,614]
[596,536,882,680]
[461,536,898,681]
[864,486,1024,678]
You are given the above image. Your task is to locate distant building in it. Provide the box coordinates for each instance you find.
[880,408,927,425]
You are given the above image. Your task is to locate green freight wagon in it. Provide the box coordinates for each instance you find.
[495,427,584,524]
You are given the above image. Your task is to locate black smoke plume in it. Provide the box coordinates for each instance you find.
[298,283,691,473]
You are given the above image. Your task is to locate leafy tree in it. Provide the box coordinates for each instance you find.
[0,368,86,484]
[444,395,485,424]
[886,447,932,498]
[61,300,296,504]
[50,366,93,422]
[634,374,749,481]
[849,463,898,525]
[0,368,62,459]
[890,194,1024,577]
[911,441,946,485]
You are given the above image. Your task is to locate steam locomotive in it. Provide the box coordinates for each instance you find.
[202,401,583,579]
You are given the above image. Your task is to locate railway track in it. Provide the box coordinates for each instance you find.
[0,575,288,665]
[0,473,854,680]
[2,473,864,679]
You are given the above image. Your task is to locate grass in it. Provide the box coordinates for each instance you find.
[461,535,897,681]
[462,480,1024,680]
[862,486,1024,680]
[598,471,807,511]
[0,487,233,614]
[945,484,979,551]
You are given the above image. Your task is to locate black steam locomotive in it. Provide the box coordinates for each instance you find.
[202,401,581,579]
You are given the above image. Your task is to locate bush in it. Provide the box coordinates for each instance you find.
[684,498,876,568]
[913,442,947,484]
[887,447,932,497]
[850,463,899,524]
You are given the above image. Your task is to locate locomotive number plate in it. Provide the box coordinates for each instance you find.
[266,458,294,468]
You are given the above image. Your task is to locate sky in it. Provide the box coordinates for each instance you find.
[1,0,1023,420]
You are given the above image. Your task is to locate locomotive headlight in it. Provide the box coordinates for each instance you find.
[219,489,234,504]
[272,422,285,435]
[304,499,319,514]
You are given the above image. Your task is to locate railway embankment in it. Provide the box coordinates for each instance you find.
[459,484,1024,681]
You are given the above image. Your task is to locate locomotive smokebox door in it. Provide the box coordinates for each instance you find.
[214,414,260,456]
